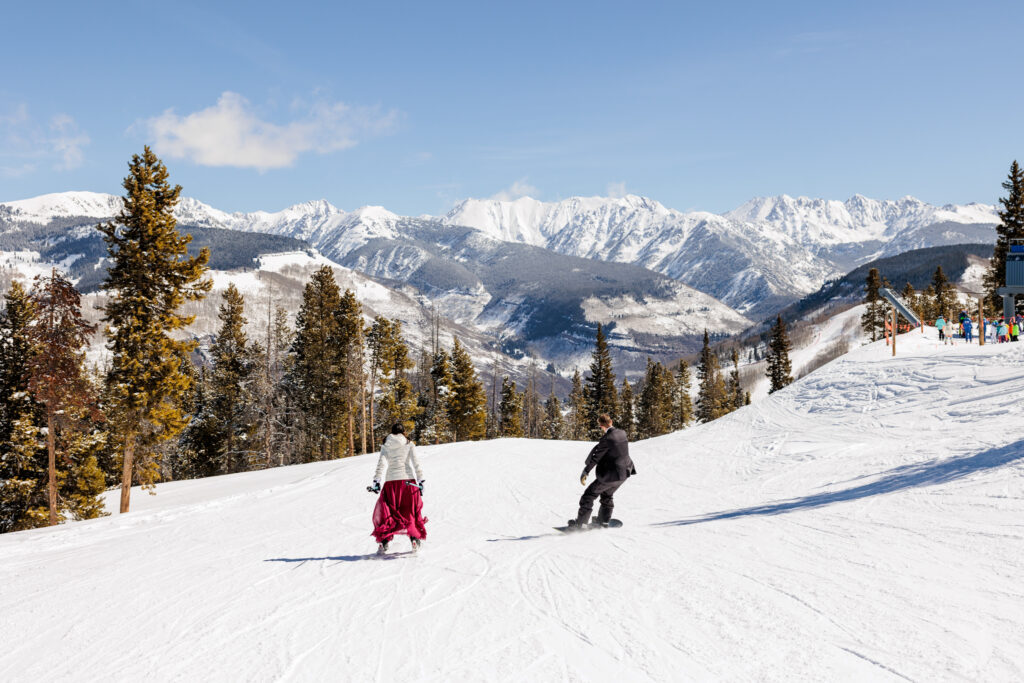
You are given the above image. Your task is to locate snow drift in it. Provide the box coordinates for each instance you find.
[2,331,1023,681]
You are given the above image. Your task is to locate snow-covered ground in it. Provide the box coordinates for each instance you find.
[2,331,1023,681]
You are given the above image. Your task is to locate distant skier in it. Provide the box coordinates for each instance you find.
[936,315,946,341]
[370,423,427,554]
[963,317,973,343]
[567,414,636,530]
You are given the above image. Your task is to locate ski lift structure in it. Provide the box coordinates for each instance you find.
[879,287,921,356]
[997,239,1024,320]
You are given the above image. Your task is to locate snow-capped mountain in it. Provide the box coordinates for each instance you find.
[441,194,998,317]
[0,189,998,324]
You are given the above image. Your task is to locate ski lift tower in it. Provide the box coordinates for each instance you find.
[997,239,1024,320]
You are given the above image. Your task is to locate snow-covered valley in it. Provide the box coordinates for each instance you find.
[2,329,1022,681]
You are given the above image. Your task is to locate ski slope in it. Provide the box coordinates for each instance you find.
[2,332,1023,681]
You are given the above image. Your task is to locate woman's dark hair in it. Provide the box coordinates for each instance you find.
[391,423,406,435]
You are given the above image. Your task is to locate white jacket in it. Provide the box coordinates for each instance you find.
[373,434,424,483]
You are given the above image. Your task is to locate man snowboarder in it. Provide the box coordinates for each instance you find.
[567,414,636,529]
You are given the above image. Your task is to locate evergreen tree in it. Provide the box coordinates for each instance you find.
[542,383,565,440]
[921,284,938,322]
[335,290,365,456]
[425,350,453,444]
[176,367,219,478]
[766,315,794,394]
[984,160,1024,312]
[24,270,100,525]
[728,348,744,412]
[0,413,46,531]
[0,281,36,464]
[98,147,211,512]
[583,323,618,439]
[637,359,670,438]
[696,330,726,423]
[861,268,886,341]
[252,305,296,468]
[673,360,693,429]
[567,369,587,440]
[498,377,524,437]
[448,338,486,441]
[932,265,958,321]
[371,318,417,440]
[207,284,256,473]
[522,361,543,438]
[290,267,345,461]
[618,378,635,440]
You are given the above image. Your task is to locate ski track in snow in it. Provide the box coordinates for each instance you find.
[2,331,1024,681]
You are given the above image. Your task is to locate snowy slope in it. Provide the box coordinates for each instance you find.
[2,332,1023,681]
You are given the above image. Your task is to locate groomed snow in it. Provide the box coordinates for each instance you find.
[2,332,1023,681]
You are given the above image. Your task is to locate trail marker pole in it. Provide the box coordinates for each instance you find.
[892,305,897,356]
[978,297,985,346]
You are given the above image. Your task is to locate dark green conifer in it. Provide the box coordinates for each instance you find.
[584,324,618,439]
[448,338,486,441]
[766,316,794,394]
[984,161,1024,312]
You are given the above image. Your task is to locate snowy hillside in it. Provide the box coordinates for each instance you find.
[2,331,1022,680]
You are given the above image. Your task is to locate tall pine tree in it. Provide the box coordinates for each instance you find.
[696,330,726,423]
[448,338,486,441]
[583,324,618,438]
[542,383,565,440]
[984,160,1024,312]
[861,268,886,341]
[932,266,958,321]
[498,377,524,437]
[567,370,587,440]
[766,315,794,394]
[208,284,256,474]
[673,360,693,429]
[98,147,211,512]
[618,378,635,440]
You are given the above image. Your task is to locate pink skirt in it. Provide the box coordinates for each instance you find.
[372,479,427,543]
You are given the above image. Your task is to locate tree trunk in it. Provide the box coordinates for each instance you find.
[120,437,135,513]
[47,409,57,526]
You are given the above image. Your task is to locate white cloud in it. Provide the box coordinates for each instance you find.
[0,104,89,173]
[146,92,397,171]
[606,181,627,199]
[491,178,538,201]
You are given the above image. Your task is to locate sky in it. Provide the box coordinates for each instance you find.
[1,0,1022,216]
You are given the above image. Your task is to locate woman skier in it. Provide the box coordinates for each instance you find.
[369,423,427,555]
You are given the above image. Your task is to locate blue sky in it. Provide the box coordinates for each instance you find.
[2,1,1022,215]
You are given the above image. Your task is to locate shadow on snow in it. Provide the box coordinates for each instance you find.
[658,440,1024,527]
[265,551,417,563]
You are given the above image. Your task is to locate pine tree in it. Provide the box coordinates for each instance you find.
[448,338,486,441]
[335,290,365,456]
[766,315,794,394]
[290,267,345,461]
[901,282,922,321]
[637,359,669,438]
[985,160,1024,312]
[522,361,543,438]
[98,147,211,512]
[932,266,958,321]
[567,370,587,440]
[498,377,524,437]
[371,318,417,440]
[542,383,565,440]
[208,284,256,473]
[861,268,886,341]
[728,348,744,412]
[426,350,453,444]
[24,270,100,525]
[0,281,36,464]
[251,305,296,468]
[618,379,635,440]
[583,323,618,438]
[921,284,938,322]
[696,330,726,423]
[673,360,693,428]
[0,413,46,532]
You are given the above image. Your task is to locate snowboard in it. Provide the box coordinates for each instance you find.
[554,519,623,533]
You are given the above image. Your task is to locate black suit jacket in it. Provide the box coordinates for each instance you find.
[583,427,636,483]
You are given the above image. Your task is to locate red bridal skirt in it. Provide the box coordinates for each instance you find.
[372,479,427,543]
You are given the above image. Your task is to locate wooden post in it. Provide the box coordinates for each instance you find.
[978,297,985,346]
[892,305,897,356]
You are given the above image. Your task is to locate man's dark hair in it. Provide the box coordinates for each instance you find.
[598,414,612,427]
[391,423,406,435]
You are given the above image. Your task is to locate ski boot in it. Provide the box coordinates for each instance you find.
[376,540,390,556]
[411,538,422,552]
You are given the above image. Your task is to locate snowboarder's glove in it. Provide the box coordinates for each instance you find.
[418,479,425,496]
[580,470,588,486]
[370,480,381,494]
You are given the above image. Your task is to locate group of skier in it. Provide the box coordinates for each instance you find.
[935,311,1022,344]
[367,413,636,555]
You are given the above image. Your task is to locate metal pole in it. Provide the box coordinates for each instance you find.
[978,297,985,346]
[892,305,897,356]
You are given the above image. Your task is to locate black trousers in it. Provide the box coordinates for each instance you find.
[577,479,624,524]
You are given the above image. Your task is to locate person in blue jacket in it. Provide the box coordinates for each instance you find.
[963,317,973,343]
[935,315,946,341]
